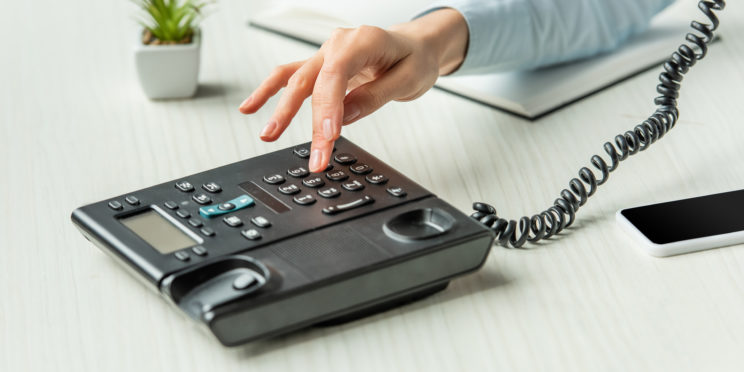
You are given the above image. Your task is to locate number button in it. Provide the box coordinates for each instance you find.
[302,176,325,188]
[342,180,365,191]
[365,174,388,184]
[263,174,285,185]
[350,163,372,175]
[278,184,300,195]
[334,153,357,165]
[326,170,349,181]
[318,187,341,198]
[287,166,310,178]
[293,194,316,205]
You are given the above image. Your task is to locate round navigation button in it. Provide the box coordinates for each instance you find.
[219,202,236,211]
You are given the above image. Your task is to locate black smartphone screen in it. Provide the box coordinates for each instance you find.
[620,189,744,244]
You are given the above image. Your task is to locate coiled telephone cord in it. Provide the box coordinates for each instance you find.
[471,0,726,248]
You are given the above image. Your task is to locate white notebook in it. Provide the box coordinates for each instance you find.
[250,1,703,119]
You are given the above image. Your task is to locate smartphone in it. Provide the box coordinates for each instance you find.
[616,189,744,257]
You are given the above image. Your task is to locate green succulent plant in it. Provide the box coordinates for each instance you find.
[134,0,211,44]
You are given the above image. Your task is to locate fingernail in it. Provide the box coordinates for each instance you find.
[322,118,335,141]
[309,149,323,172]
[343,104,361,123]
[240,95,253,109]
[260,120,277,139]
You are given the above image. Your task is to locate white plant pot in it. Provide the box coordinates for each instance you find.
[134,29,201,99]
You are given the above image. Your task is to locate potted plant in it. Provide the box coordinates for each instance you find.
[133,0,211,99]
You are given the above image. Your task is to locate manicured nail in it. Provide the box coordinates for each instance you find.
[240,95,253,109]
[322,118,335,141]
[309,149,323,172]
[260,120,277,139]
[343,104,361,123]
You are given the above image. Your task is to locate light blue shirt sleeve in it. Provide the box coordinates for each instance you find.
[418,0,675,74]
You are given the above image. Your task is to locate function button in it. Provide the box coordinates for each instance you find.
[278,184,300,195]
[342,180,365,192]
[192,193,212,205]
[318,186,341,198]
[287,166,310,178]
[164,201,179,210]
[322,195,375,215]
[293,147,311,158]
[365,174,388,184]
[201,227,216,237]
[176,210,191,219]
[192,246,207,256]
[326,170,349,182]
[293,194,316,205]
[334,153,357,165]
[387,186,407,197]
[108,200,123,211]
[124,195,140,206]
[188,219,203,228]
[174,251,190,261]
[251,216,271,228]
[218,202,236,211]
[349,163,372,175]
[199,195,255,219]
[241,228,262,240]
[175,181,195,192]
[202,182,222,193]
[263,174,285,185]
[223,216,243,227]
[233,272,257,290]
[302,176,325,188]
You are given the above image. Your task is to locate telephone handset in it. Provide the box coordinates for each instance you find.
[470,0,726,248]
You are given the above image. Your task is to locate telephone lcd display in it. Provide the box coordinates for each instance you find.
[121,210,196,254]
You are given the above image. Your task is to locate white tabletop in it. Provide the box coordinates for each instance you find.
[2,1,744,371]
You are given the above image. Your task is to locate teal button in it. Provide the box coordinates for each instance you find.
[199,194,254,218]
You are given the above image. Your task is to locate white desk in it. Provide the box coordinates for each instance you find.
[2,1,744,371]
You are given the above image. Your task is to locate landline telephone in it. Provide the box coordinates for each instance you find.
[71,1,724,346]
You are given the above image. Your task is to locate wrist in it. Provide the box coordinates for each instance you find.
[390,8,469,75]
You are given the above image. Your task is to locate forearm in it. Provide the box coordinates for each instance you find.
[417,0,676,75]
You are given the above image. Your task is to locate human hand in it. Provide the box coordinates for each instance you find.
[239,9,468,173]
